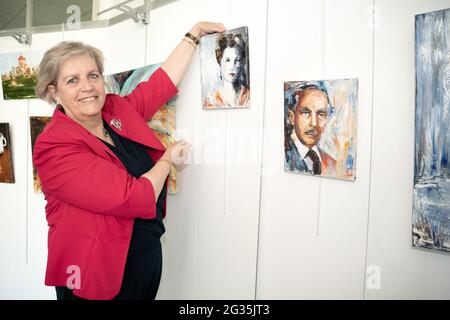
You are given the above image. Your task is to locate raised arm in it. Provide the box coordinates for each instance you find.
[161,22,226,86]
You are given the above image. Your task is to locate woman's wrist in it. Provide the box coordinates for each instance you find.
[183,25,201,49]
[156,157,172,167]
[189,24,202,39]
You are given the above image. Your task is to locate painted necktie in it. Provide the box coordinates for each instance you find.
[306,149,322,175]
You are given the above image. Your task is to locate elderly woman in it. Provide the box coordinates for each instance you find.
[203,32,250,108]
[33,22,225,300]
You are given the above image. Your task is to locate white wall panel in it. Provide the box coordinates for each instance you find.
[148,0,267,299]
[256,0,373,299]
[0,32,62,299]
[366,0,450,299]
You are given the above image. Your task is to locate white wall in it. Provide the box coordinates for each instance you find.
[1,0,450,300]
[0,32,63,300]
[365,0,450,299]
[256,0,374,299]
[256,0,450,300]
[145,0,267,299]
[0,0,267,300]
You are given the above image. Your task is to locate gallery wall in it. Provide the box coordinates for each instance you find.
[257,0,374,299]
[0,0,450,299]
[143,0,267,299]
[366,0,450,299]
[0,0,267,300]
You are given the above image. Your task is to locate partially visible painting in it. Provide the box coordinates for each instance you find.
[200,26,250,109]
[284,79,358,181]
[413,9,450,252]
[0,50,43,99]
[30,116,51,192]
[0,123,15,183]
[105,63,178,194]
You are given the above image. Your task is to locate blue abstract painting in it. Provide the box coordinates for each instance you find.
[413,9,450,252]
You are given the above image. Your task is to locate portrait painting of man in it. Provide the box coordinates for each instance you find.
[284,79,358,181]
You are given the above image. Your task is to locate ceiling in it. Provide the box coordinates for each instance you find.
[0,0,93,31]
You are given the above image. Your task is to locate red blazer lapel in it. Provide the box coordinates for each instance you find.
[51,102,167,167]
[102,108,165,152]
[51,108,123,167]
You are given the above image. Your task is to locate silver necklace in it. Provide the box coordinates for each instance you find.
[76,118,114,145]
[102,122,114,145]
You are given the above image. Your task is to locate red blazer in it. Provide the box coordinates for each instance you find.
[33,68,178,300]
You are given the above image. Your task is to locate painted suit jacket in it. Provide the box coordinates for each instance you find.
[284,134,337,176]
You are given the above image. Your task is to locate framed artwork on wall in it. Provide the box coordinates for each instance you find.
[104,63,178,194]
[0,50,43,100]
[30,116,52,192]
[284,79,358,181]
[200,26,250,109]
[413,8,450,252]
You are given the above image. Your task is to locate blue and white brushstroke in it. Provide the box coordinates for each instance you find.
[413,9,450,252]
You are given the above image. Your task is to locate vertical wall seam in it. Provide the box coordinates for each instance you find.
[25,94,30,263]
[254,0,270,300]
[363,0,376,300]
[144,20,148,65]
[316,0,326,237]
[24,1,34,264]
[223,0,232,217]
[223,115,228,216]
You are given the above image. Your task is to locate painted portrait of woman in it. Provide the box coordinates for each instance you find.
[200,26,250,109]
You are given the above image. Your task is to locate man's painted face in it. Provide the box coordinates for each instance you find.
[294,89,329,148]
[220,47,241,83]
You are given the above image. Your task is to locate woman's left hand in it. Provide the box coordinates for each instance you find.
[189,22,227,39]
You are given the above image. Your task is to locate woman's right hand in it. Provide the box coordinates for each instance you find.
[189,22,226,39]
[142,140,190,200]
[163,139,191,166]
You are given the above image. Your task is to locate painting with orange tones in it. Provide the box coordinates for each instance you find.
[284,79,358,181]
[200,26,250,109]
[104,63,178,194]
[30,116,51,192]
[0,123,15,183]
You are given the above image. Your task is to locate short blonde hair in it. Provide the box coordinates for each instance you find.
[36,41,105,104]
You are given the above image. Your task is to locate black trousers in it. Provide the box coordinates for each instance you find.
[55,240,162,300]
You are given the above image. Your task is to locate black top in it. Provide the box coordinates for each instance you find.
[101,120,165,242]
